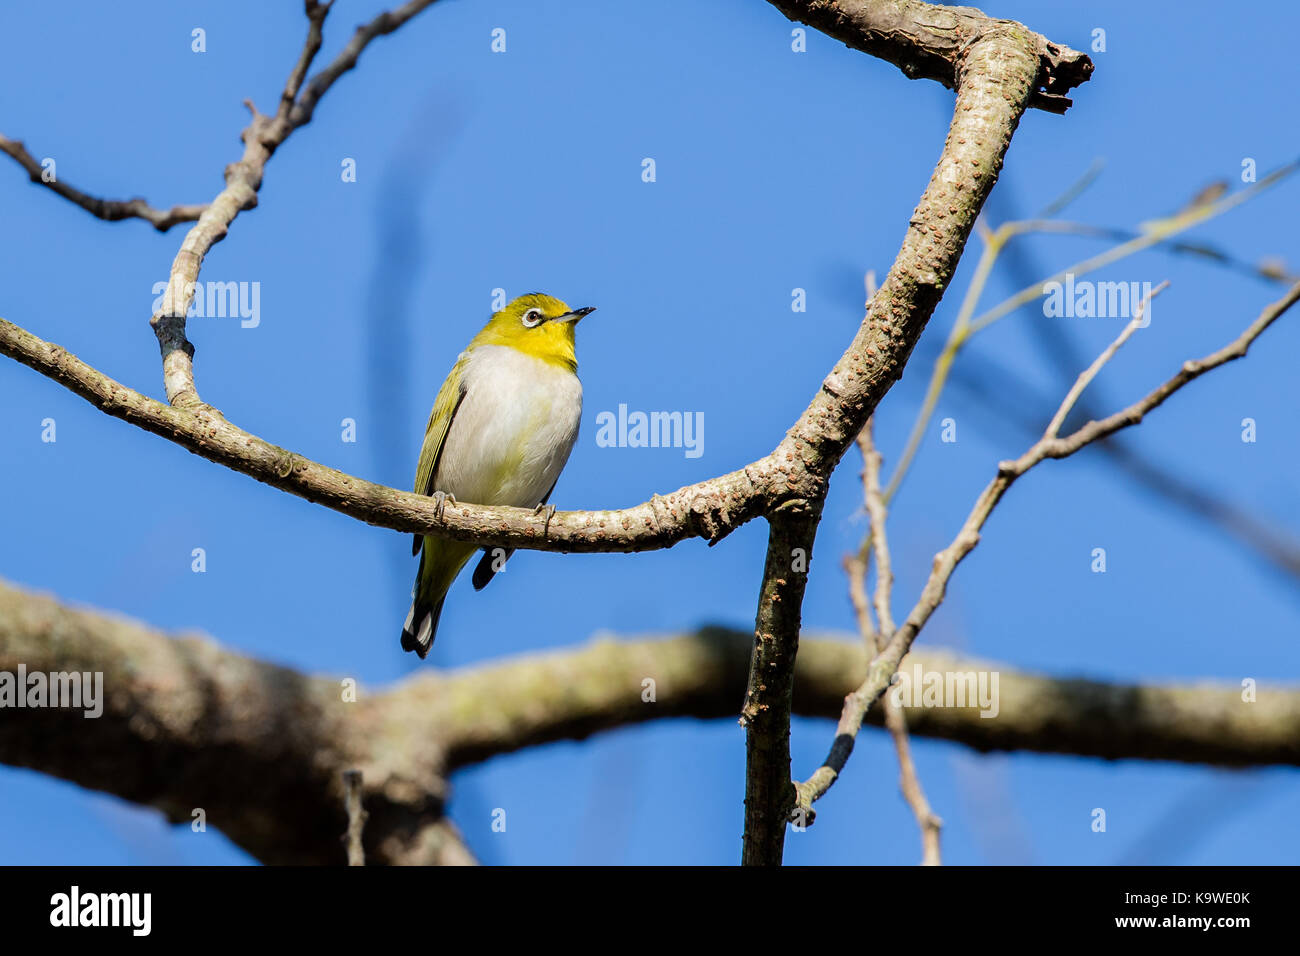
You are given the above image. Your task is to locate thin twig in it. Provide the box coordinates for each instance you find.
[883,160,1298,506]
[969,162,1298,336]
[288,0,445,130]
[280,1,335,117]
[1044,281,1168,438]
[843,549,876,646]
[151,0,443,407]
[1035,158,1105,219]
[860,425,895,637]
[794,279,1300,814]
[884,697,943,866]
[849,420,941,864]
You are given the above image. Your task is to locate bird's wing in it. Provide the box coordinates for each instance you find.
[469,476,559,590]
[412,355,469,555]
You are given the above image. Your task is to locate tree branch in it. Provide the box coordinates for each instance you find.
[280,1,335,118]
[0,314,788,553]
[0,134,206,231]
[0,2,1090,569]
[149,0,444,407]
[2,579,1295,862]
[0,0,1095,868]
[852,420,942,864]
[740,505,821,866]
[737,17,1045,863]
[794,280,1300,813]
[764,0,1093,112]
[0,578,470,865]
[288,0,445,130]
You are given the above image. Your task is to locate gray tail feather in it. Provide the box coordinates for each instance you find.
[400,597,444,659]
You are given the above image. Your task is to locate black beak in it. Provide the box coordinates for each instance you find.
[558,306,596,323]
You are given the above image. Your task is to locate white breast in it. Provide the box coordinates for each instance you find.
[434,345,583,508]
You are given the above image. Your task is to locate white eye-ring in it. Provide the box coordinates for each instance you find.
[522,308,544,328]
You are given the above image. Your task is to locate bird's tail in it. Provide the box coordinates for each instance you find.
[400,594,445,659]
[401,546,444,658]
[403,537,476,657]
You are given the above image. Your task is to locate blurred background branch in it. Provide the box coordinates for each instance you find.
[2,578,1296,864]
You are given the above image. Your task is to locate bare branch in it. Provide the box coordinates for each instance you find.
[764,0,1093,112]
[0,315,785,553]
[281,1,335,117]
[0,0,1100,869]
[740,506,821,866]
[288,0,445,130]
[943,334,1300,582]
[0,134,206,231]
[150,0,443,407]
[0,578,464,865]
[852,421,941,864]
[738,12,1050,863]
[3,576,1295,866]
[1043,281,1167,438]
[795,280,1300,812]
[859,424,895,636]
[884,161,1298,506]
[884,698,943,866]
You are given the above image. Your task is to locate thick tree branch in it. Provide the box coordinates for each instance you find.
[737,19,1044,864]
[437,637,1300,771]
[0,581,480,865]
[2,579,1295,861]
[0,134,206,231]
[765,0,1093,112]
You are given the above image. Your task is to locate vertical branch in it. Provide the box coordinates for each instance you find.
[740,503,821,866]
[883,705,943,865]
[743,26,1042,865]
[858,421,943,864]
[859,424,895,637]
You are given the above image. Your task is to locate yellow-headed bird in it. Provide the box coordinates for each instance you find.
[401,293,594,657]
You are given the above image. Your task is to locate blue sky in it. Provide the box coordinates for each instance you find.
[1,0,1297,864]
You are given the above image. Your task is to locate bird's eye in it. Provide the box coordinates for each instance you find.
[522,309,543,328]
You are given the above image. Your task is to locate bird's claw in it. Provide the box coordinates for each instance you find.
[432,490,457,520]
[534,501,557,535]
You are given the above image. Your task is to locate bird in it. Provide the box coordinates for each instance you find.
[401,292,595,657]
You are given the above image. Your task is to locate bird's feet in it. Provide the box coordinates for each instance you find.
[534,501,557,534]
[431,490,457,519]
